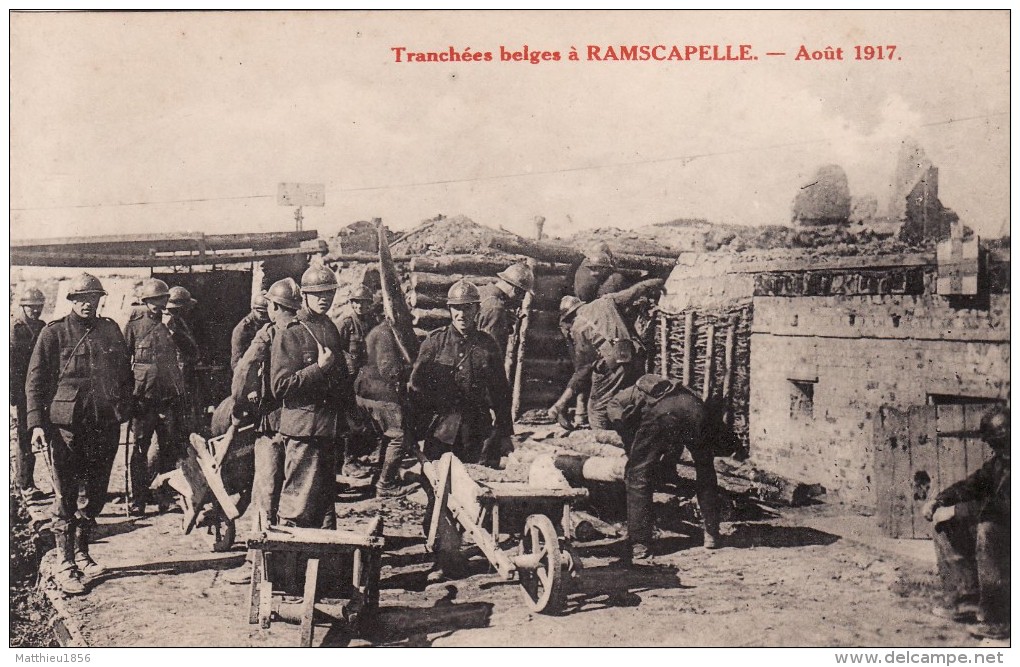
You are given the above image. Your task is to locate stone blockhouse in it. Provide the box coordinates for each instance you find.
[658,248,1010,508]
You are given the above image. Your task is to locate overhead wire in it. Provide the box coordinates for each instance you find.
[9,110,1008,211]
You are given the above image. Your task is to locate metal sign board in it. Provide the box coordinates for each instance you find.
[277,183,325,207]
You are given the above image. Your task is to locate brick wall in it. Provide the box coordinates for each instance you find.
[749,293,1010,506]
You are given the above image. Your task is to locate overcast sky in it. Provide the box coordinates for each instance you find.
[9,10,1010,242]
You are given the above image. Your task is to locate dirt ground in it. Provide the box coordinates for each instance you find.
[16,433,997,650]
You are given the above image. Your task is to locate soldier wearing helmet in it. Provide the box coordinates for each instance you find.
[124,277,188,516]
[409,278,514,582]
[25,273,133,595]
[230,290,271,371]
[548,278,665,430]
[476,262,535,362]
[165,286,200,430]
[269,266,352,529]
[410,279,514,467]
[11,286,47,500]
[219,278,303,585]
[574,243,628,303]
[333,283,382,479]
[924,405,1011,640]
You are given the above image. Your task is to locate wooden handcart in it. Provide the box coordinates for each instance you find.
[423,452,588,614]
[247,518,386,647]
[159,424,255,552]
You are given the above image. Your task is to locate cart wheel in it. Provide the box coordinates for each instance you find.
[518,514,568,614]
[212,518,236,553]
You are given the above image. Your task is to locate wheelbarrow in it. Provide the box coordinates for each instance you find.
[155,423,256,552]
[420,451,588,614]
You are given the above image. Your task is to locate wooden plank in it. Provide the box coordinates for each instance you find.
[936,404,969,497]
[188,434,241,520]
[907,406,937,539]
[13,229,317,252]
[13,247,311,268]
[255,525,384,549]
[888,407,913,539]
[480,483,589,501]
[248,549,263,625]
[300,558,319,648]
[962,404,993,476]
[873,407,906,537]
[426,454,453,552]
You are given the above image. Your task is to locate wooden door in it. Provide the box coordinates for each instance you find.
[874,401,1002,539]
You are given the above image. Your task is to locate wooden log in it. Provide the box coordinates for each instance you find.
[703,324,715,401]
[683,311,695,388]
[254,524,385,549]
[373,602,494,639]
[405,290,445,310]
[411,307,450,324]
[330,253,413,264]
[551,454,625,484]
[557,435,626,458]
[410,254,568,276]
[517,383,567,408]
[486,235,677,273]
[409,272,498,293]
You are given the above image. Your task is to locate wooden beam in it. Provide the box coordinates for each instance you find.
[12,247,310,268]
[13,230,317,253]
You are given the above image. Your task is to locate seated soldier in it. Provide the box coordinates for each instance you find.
[923,405,1010,641]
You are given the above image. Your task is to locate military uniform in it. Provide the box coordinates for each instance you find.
[25,311,132,561]
[476,283,520,361]
[166,311,200,431]
[607,374,721,551]
[230,314,290,526]
[270,308,353,528]
[231,310,268,371]
[335,310,382,468]
[569,279,663,429]
[355,321,415,492]
[125,309,188,511]
[409,325,513,465]
[11,311,45,491]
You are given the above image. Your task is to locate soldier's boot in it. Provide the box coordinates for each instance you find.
[74,523,106,581]
[376,443,413,498]
[53,529,87,596]
[697,485,723,550]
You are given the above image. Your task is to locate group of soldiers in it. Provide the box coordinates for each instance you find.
[11,246,1008,640]
[11,245,724,594]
